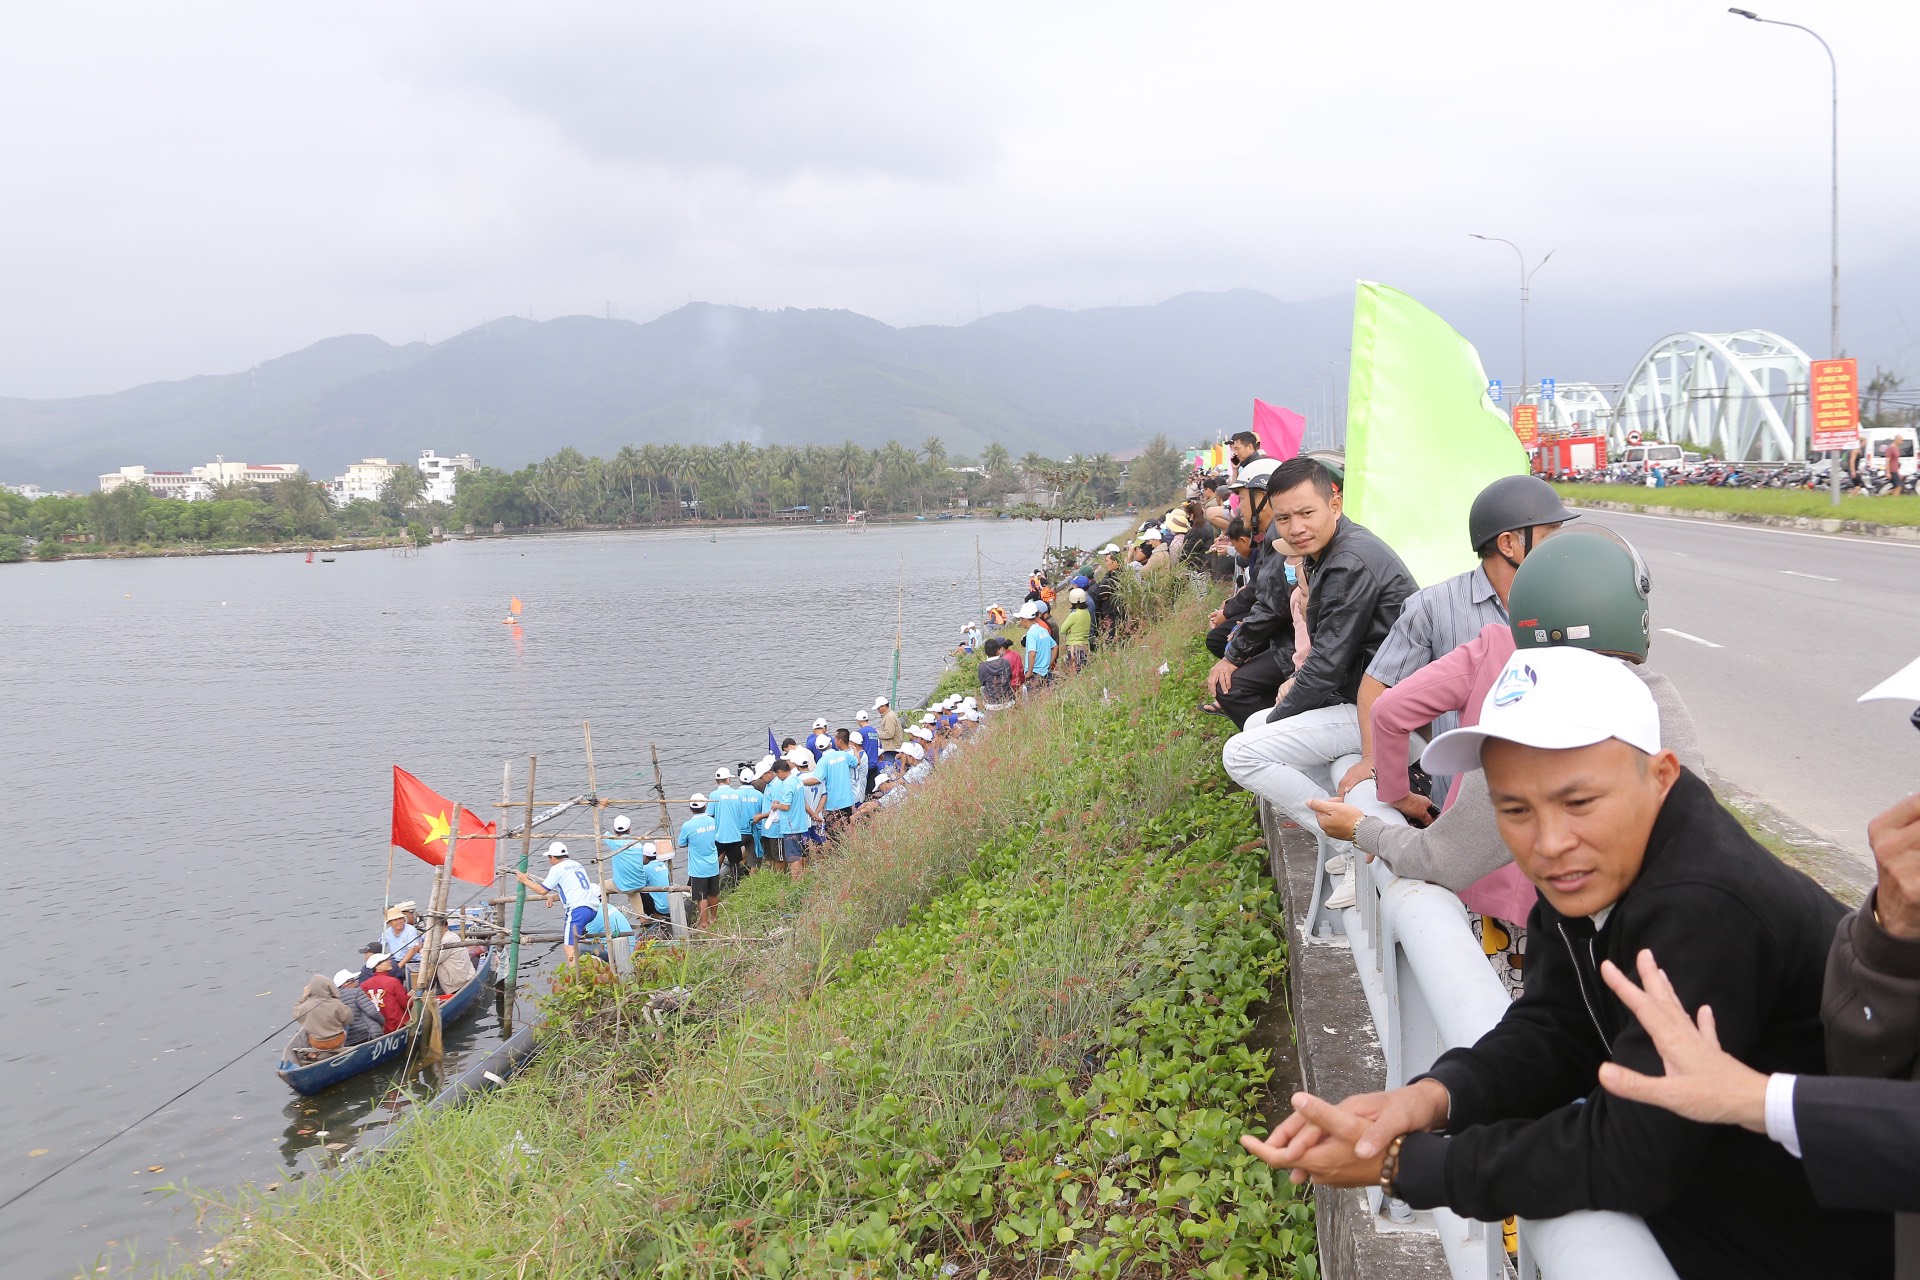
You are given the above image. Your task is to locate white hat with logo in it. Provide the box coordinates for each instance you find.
[1421,647,1661,776]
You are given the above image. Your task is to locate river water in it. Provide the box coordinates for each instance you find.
[0,518,1067,1278]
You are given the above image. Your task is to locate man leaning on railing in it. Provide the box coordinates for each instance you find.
[1242,646,1893,1280]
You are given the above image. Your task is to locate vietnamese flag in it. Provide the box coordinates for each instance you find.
[391,766,498,886]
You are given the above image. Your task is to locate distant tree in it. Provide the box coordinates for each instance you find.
[379,466,427,519]
[1124,434,1186,507]
[980,442,1011,477]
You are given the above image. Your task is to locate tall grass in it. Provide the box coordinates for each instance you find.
[180,593,1307,1280]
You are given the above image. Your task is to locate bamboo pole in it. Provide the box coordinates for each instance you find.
[503,755,537,1001]
[653,744,687,940]
[584,722,631,976]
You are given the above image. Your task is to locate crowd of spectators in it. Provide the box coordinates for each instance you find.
[1186,440,1920,1278]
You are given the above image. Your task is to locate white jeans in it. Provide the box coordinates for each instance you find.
[1223,705,1405,842]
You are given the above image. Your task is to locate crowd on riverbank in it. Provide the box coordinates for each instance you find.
[1192,440,1920,1278]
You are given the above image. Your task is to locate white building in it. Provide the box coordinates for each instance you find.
[2,482,47,501]
[328,458,402,507]
[417,449,477,504]
[99,457,300,499]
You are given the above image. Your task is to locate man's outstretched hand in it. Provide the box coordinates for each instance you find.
[1241,1080,1450,1187]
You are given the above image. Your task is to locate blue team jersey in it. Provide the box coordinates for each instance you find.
[709,784,745,842]
[606,836,653,891]
[766,776,806,837]
[1024,624,1057,676]
[677,813,722,878]
[817,748,856,810]
[585,904,634,936]
[636,859,670,913]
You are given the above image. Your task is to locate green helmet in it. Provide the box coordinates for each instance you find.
[1507,528,1652,661]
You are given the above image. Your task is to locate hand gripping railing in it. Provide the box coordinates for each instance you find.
[1320,833,1680,1280]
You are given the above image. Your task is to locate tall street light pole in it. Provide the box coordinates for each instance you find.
[1469,235,1554,404]
[1729,8,1840,505]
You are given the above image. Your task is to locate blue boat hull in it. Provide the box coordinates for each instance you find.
[276,950,495,1096]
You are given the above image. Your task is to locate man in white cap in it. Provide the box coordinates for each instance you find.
[512,840,604,966]
[603,813,657,916]
[806,718,834,760]
[850,709,877,798]
[676,793,722,930]
[874,696,903,754]
[707,768,750,884]
[1243,646,1873,1280]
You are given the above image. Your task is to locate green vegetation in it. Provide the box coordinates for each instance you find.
[194,595,1311,1280]
[1,436,1191,558]
[1554,482,1920,527]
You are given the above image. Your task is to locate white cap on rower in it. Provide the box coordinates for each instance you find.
[903,741,926,760]
[545,840,569,859]
[333,968,357,987]
[813,717,828,729]
[612,814,631,834]
[689,792,708,810]
[714,767,733,781]
[856,709,870,721]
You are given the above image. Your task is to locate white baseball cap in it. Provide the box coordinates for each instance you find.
[813,717,828,729]
[545,840,569,859]
[1860,654,1920,704]
[611,814,631,834]
[714,767,733,782]
[962,709,983,722]
[910,726,934,741]
[689,792,708,810]
[1017,602,1039,619]
[1421,647,1661,776]
[786,746,815,768]
[333,968,357,987]
[856,709,870,721]
[874,695,890,708]
[1100,543,1120,554]
[903,741,926,760]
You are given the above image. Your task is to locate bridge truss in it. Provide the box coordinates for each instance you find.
[1612,330,1810,461]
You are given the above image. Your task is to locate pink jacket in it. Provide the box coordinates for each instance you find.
[1371,623,1535,924]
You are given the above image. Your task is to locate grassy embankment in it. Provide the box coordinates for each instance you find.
[1553,482,1920,527]
[193,579,1316,1279]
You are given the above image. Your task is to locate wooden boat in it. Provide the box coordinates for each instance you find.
[276,949,495,1096]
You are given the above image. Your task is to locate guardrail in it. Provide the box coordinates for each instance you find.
[1308,832,1680,1280]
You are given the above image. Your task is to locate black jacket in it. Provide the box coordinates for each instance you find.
[1395,769,1890,1280]
[1224,515,1414,720]
[342,987,386,1045]
[1808,889,1920,1275]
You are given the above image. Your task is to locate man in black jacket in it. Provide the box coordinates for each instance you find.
[1243,646,1890,1279]
[1214,457,1416,825]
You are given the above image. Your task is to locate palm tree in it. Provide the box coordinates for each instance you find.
[836,441,866,511]
[981,442,1011,477]
[611,445,643,522]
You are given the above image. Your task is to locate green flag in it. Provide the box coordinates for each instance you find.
[1343,282,1526,587]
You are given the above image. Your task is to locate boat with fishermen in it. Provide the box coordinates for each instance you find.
[277,947,497,1096]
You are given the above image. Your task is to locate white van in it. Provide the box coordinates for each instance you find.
[1621,444,1685,468]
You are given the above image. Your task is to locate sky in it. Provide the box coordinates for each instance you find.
[0,0,1915,400]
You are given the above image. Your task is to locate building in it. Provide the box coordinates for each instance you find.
[417,449,477,505]
[2,482,47,501]
[328,458,402,507]
[98,457,300,500]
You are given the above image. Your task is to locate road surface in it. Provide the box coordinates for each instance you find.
[1572,508,1919,864]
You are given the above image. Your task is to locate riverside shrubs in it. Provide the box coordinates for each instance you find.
[202,596,1313,1279]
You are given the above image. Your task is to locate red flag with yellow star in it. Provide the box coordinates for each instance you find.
[391,766,497,886]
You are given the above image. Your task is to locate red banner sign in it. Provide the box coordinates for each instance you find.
[1810,357,1859,453]
[1512,404,1539,446]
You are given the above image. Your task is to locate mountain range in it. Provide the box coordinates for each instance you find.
[3,267,1911,491]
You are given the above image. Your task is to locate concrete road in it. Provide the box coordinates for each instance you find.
[1571,508,1920,865]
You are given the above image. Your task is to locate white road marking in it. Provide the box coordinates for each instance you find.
[1659,627,1724,649]
[1780,569,1841,582]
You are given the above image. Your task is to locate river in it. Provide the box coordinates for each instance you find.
[0,517,1070,1278]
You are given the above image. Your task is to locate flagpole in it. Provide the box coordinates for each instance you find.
[503,755,536,1003]
[411,803,455,1068]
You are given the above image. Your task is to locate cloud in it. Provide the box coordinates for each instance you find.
[399,2,999,182]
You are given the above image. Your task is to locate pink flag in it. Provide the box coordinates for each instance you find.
[1252,400,1305,462]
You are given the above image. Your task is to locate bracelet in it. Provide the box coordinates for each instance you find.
[1378,1134,1406,1197]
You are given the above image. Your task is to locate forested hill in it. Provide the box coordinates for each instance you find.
[0,290,1352,491]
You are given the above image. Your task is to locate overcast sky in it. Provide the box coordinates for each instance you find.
[0,0,1912,399]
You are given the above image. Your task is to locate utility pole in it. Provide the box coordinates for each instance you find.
[1470,235,1555,407]
[1728,9,1841,505]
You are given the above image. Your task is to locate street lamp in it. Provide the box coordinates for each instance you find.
[1728,7,1841,505]
[1469,235,1555,403]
